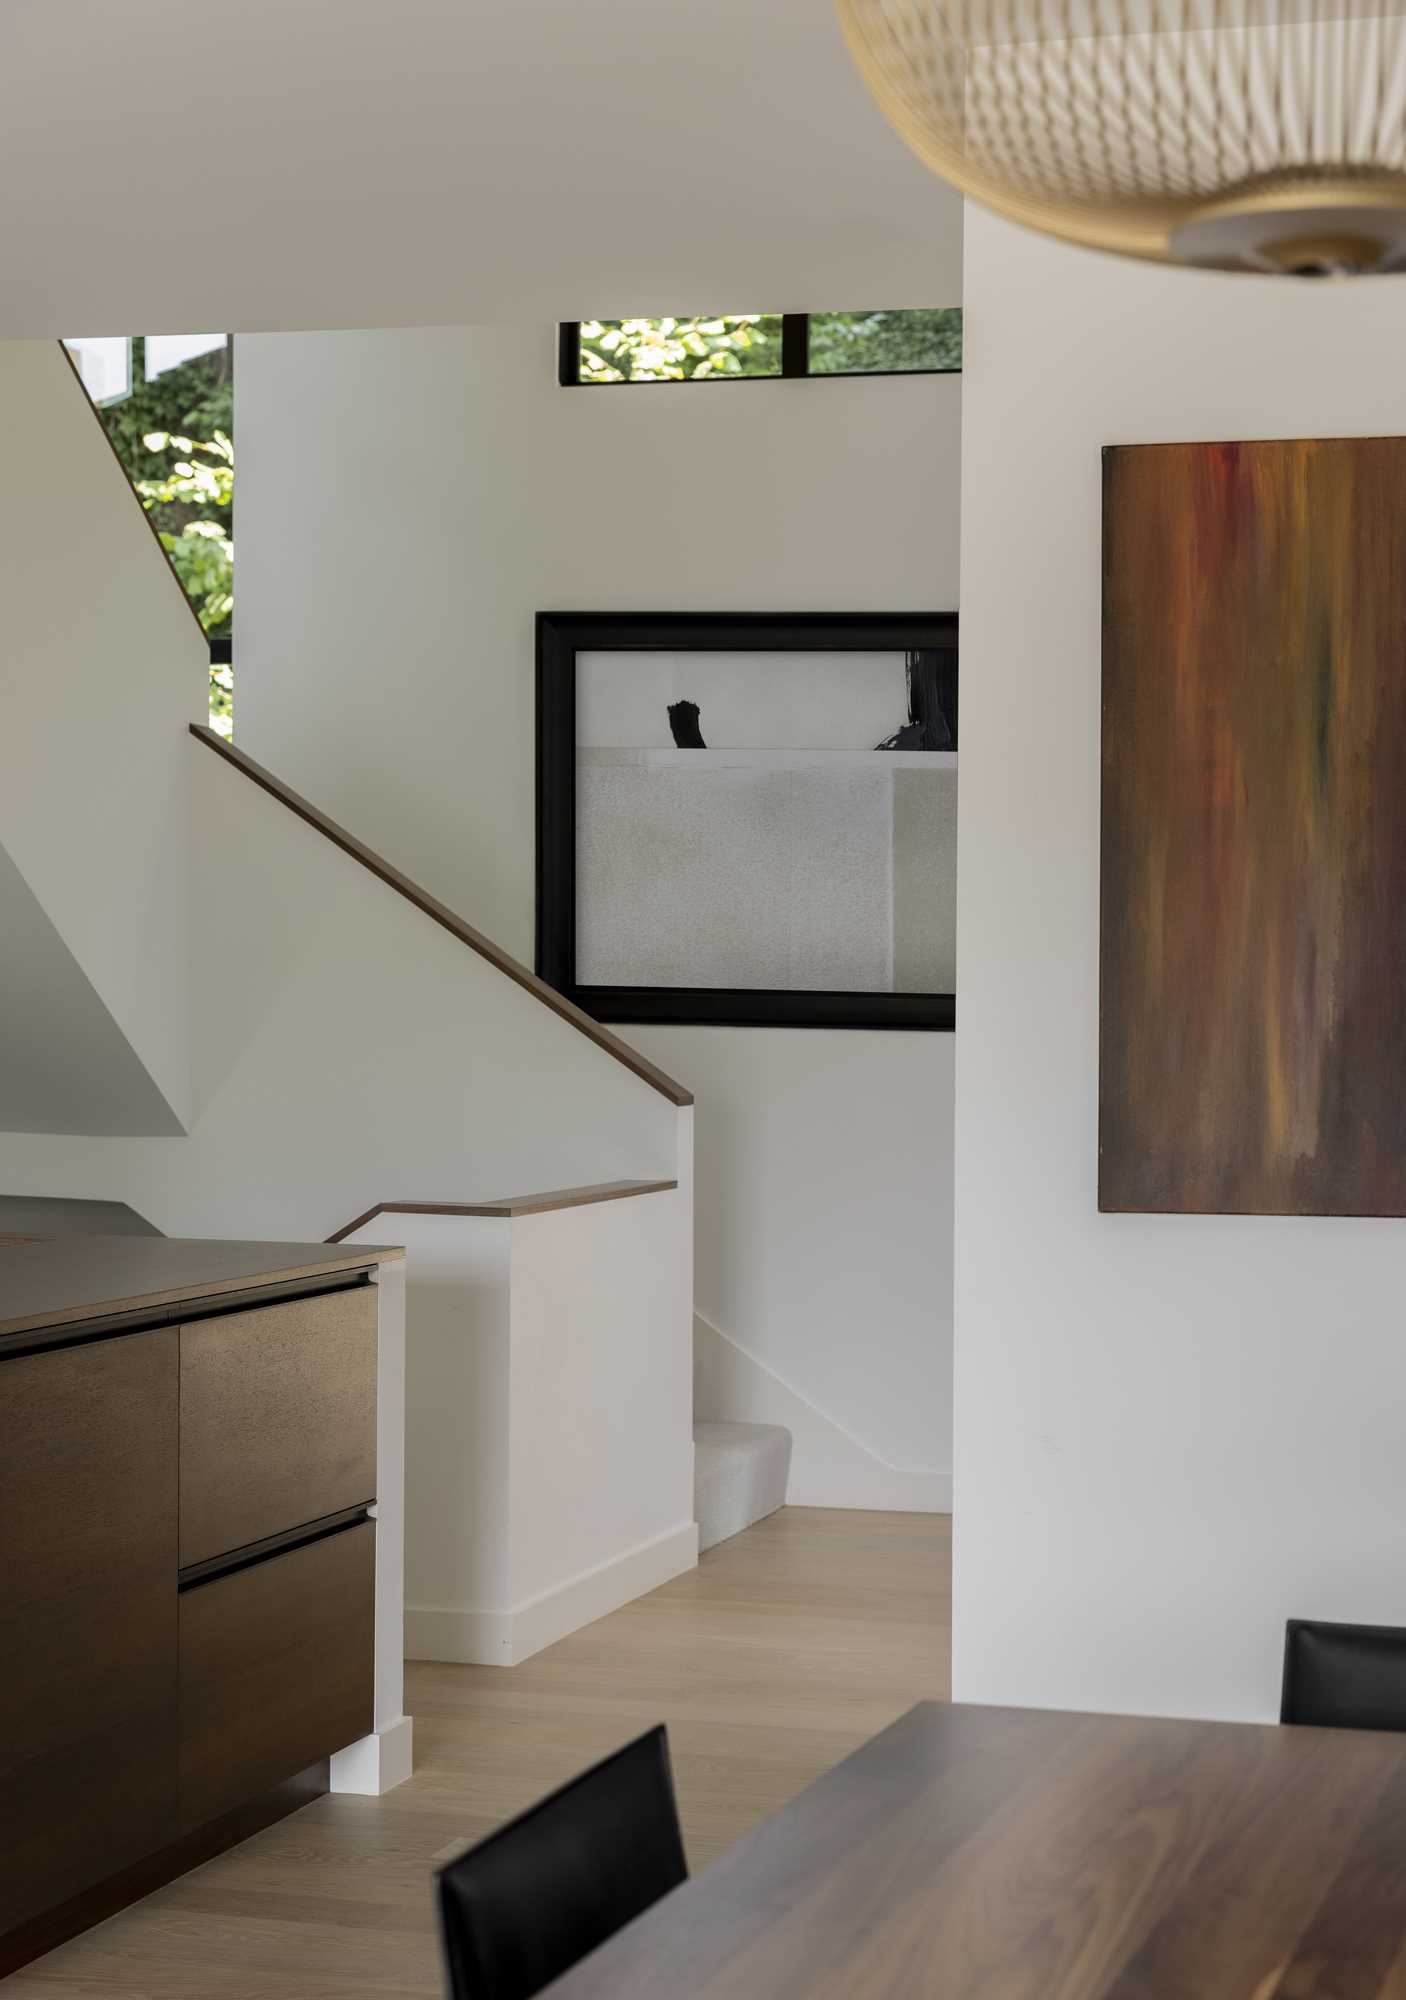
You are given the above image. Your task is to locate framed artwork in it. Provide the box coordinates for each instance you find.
[1101,436,1406,1215]
[536,611,958,1028]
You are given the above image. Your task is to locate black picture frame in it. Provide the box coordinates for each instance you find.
[535,610,958,1030]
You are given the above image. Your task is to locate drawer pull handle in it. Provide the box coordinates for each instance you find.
[178,1502,374,1592]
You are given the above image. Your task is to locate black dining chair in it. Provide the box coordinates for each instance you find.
[1281,1618,1406,1731]
[436,1723,688,2000]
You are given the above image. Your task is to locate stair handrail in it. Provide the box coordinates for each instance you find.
[328,1179,678,1242]
[190,725,692,1106]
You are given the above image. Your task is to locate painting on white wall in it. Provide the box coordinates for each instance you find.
[536,613,957,1029]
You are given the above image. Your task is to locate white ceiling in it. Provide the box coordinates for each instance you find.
[0,0,962,338]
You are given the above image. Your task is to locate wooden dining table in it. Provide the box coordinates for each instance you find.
[543,1698,1406,1998]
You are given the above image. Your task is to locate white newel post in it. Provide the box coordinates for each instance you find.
[330,1255,414,1794]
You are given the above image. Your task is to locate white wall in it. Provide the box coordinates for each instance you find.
[342,1183,696,1668]
[636,1025,953,1503]
[237,326,961,953]
[955,204,1406,1722]
[0,840,183,1136]
[0,341,206,1133]
[237,325,961,1501]
[507,1179,695,1644]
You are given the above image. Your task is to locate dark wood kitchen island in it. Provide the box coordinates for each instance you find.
[0,1232,409,1976]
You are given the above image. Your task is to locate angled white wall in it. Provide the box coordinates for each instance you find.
[956,205,1406,1721]
[235,324,960,1506]
[0,737,681,1236]
[0,842,183,1136]
[0,341,205,1132]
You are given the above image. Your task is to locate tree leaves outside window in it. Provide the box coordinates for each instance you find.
[579,316,782,382]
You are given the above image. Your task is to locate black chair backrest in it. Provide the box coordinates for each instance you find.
[436,1724,687,2000]
[1281,1619,1406,1731]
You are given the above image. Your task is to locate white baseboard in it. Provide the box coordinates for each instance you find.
[330,1714,414,1795]
[694,1314,952,1513]
[406,1519,699,1667]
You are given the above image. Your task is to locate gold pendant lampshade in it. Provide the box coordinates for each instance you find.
[837,0,1406,274]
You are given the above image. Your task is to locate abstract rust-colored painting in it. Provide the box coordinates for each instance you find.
[1101,438,1406,1216]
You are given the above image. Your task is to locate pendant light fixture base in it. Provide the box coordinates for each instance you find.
[1169,172,1406,276]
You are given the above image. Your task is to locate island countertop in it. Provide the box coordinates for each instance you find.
[0,1233,404,1340]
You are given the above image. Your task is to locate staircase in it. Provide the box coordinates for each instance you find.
[693,1420,792,1552]
[0,336,701,1664]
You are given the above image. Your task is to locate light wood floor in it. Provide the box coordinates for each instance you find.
[8,1508,950,1997]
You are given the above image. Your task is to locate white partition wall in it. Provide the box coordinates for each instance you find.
[955,203,1406,1722]
[341,1163,696,1667]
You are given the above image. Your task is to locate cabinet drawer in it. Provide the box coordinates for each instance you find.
[179,1521,374,1831]
[179,1284,377,1567]
[0,1330,178,1934]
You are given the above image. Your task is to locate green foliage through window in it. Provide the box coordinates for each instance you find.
[134,430,234,734]
[570,309,960,385]
[579,316,782,382]
[808,308,962,375]
[81,337,234,735]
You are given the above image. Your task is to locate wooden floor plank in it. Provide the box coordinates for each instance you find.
[5,1508,950,1996]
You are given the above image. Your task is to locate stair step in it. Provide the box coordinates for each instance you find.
[694,1420,792,1553]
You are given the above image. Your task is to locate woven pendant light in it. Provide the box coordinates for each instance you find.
[838,0,1406,274]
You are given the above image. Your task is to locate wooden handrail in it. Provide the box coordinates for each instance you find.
[328,1179,678,1242]
[190,725,692,1106]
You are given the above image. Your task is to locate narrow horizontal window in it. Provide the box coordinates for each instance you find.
[578,316,782,383]
[808,308,962,376]
[561,309,960,385]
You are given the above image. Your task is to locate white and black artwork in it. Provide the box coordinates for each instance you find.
[536,613,957,1029]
